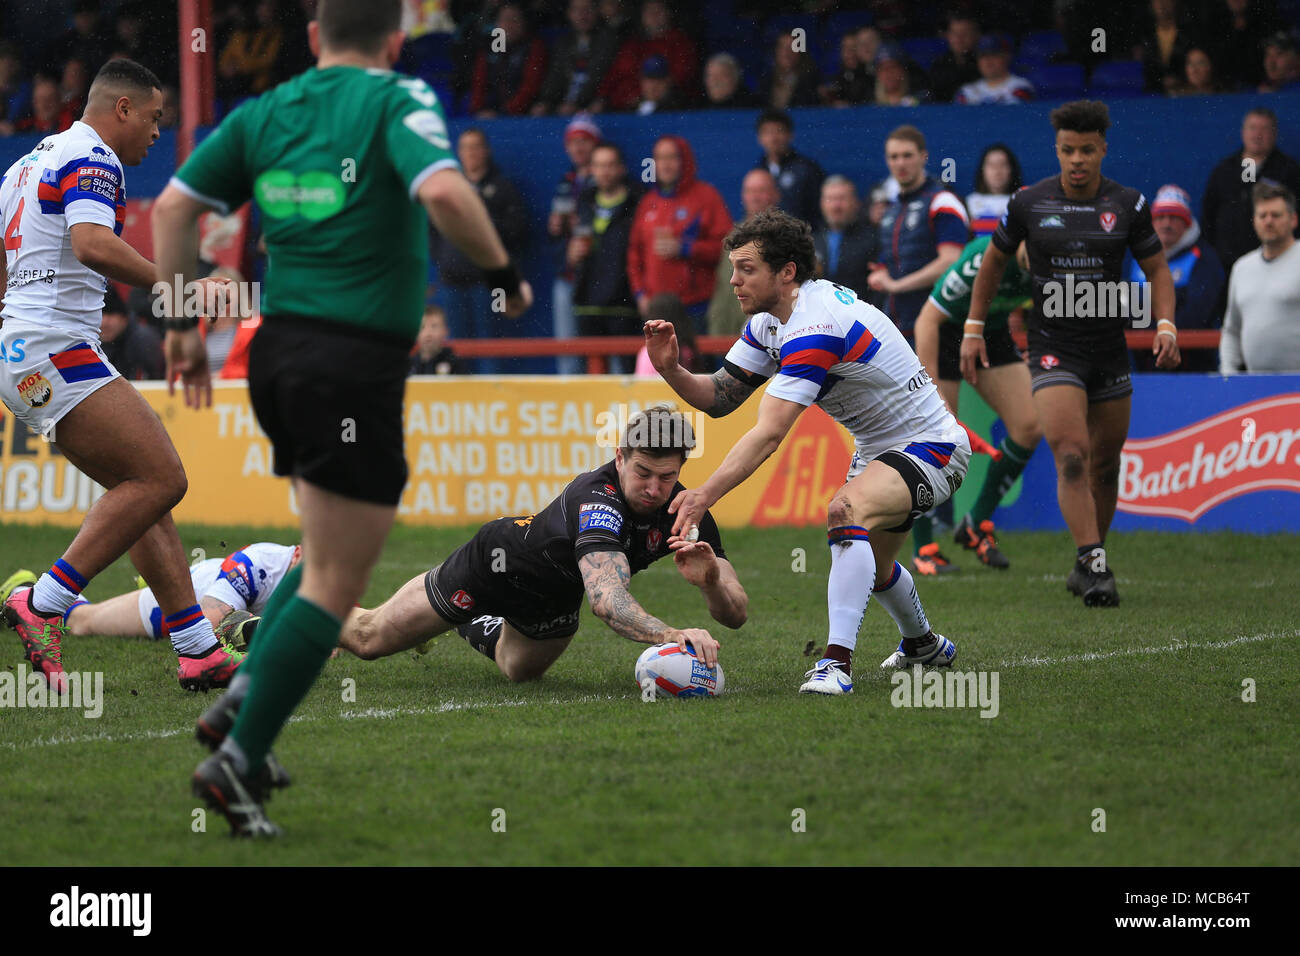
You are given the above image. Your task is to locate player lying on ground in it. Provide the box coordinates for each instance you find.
[336,406,747,679]
[911,236,1042,572]
[157,0,535,836]
[51,543,299,650]
[965,99,1179,607]
[0,59,240,693]
[647,208,971,696]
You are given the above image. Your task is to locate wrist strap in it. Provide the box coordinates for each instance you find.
[962,333,984,341]
[965,318,986,326]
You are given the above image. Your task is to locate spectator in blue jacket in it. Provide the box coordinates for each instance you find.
[868,124,970,334]
[1125,184,1226,371]
[754,109,825,228]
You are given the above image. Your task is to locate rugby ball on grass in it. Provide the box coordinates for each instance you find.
[634,642,724,699]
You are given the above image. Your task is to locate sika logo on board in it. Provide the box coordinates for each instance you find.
[1117,395,1300,522]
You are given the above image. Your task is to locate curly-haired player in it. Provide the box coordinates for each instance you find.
[648,208,970,694]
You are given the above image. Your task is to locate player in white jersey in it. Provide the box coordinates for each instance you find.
[0,59,239,693]
[646,209,970,694]
[55,543,301,650]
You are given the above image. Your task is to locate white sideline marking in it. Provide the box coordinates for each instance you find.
[993,630,1297,669]
[0,694,618,753]
[1,633,1294,753]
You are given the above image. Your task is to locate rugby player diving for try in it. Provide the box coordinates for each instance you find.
[335,406,747,681]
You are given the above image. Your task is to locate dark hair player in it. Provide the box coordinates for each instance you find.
[962,99,1180,607]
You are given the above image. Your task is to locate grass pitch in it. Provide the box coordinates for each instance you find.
[1,521,1297,866]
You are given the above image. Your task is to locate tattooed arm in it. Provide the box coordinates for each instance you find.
[578,550,721,663]
[643,320,764,417]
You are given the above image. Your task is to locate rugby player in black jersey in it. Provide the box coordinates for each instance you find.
[336,406,747,679]
[963,100,1180,606]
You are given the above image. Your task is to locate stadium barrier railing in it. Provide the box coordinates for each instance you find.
[448,331,1223,374]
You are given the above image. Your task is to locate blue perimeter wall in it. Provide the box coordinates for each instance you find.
[2,93,1298,531]
[2,90,1296,356]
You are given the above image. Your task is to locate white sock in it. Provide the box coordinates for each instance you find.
[871,562,931,639]
[827,527,875,653]
[167,606,219,657]
[31,564,85,617]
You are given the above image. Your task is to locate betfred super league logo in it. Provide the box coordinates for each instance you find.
[1118,395,1300,522]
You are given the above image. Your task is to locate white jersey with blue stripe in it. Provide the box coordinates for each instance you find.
[724,279,961,460]
[204,542,299,614]
[1,121,127,339]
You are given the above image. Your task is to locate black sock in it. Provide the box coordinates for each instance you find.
[457,616,503,661]
[824,643,851,676]
[1076,543,1102,562]
[902,631,936,656]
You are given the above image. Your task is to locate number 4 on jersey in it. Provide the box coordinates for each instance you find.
[4,196,22,251]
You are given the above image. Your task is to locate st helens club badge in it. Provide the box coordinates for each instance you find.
[1099,211,1116,233]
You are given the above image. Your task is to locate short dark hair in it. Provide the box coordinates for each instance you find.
[620,403,696,462]
[1253,179,1296,213]
[723,208,816,284]
[1050,99,1110,137]
[318,0,402,55]
[89,57,161,98]
[1245,106,1278,128]
[459,127,490,149]
[885,124,926,151]
[591,139,625,164]
[756,108,793,133]
[973,142,1023,194]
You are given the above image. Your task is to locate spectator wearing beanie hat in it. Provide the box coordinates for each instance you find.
[1124,184,1226,371]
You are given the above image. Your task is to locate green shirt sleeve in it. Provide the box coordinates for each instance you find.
[382,77,459,199]
[171,102,254,214]
[928,236,1033,324]
[928,239,984,321]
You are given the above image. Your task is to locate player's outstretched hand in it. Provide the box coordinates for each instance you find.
[643,319,679,373]
[165,328,212,409]
[674,627,720,668]
[1153,331,1181,370]
[960,334,988,385]
[669,538,720,588]
[668,487,708,538]
[503,279,534,319]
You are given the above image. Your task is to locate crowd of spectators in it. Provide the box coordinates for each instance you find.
[439,0,1300,118]
[438,102,1300,375]
[1,2,1297,134]
[2,1,1298,377]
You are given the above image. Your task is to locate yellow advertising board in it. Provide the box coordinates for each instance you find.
[0,377,855,529]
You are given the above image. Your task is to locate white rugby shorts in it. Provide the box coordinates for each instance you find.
[0,319,120,438]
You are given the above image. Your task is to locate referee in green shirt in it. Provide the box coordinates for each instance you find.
[152,0,532,837]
